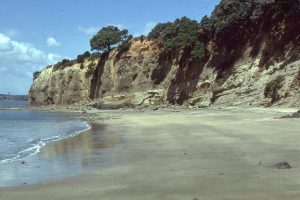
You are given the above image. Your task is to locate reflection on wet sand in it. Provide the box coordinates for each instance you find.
[0,122,124,187]
[40,123,122,168]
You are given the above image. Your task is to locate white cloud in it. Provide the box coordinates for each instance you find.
[0,33,12,51]
[46,37,60,47]
[0,33,62,94]
[134,22,156,37]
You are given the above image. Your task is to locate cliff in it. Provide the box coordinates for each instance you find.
[29,0,300,107]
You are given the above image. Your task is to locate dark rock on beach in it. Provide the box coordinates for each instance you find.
[279,110,300,119]
[273,162,292,169]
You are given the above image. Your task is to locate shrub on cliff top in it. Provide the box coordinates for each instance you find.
[77,51,91,63]
[148,22,172,40]
[33,71,41,81]
[210,0,254,31]
[61,59,70,65]
[90,26,131,52]
[148,17,206,59]
[52,59,77,71]
[197,0,265,42]
[199,0,300,40]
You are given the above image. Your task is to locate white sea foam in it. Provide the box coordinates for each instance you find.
[0,122,91,164]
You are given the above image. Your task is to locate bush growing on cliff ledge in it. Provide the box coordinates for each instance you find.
[90,26,131,52]
[264,75,285,104]
[85,64,95,78]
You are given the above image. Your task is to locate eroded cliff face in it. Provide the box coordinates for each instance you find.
[29,59,99,105]
[29,0,300,107]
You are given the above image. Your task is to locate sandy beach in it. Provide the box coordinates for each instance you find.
[1,107,300,200]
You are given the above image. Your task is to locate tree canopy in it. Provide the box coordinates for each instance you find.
[90,26,130,52]
[147,22,172,40]
[199,0,300,39]
[148,17,205,58]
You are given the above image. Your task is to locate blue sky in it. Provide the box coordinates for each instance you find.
[0,0,220,94]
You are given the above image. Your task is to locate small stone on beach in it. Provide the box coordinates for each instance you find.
[273,162,292,169]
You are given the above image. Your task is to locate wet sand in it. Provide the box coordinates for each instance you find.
[0,122,123,187]
[1,108,300,200]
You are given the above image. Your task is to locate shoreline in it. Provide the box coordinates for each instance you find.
[1,105,298,166]
[1,107,300,199]
[2,123,92,164]
[0,108,94,188]
[0,106,31,110]
[0,121,96,188]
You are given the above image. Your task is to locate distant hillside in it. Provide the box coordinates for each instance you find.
[0,94,28,101]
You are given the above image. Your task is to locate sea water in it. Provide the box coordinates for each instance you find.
[0,100,90,164]
[0,100,28,107]
[0,101,91,187]
[0,109,90,164]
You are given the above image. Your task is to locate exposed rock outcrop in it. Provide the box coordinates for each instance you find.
[29,0,300,108]
[29,59,99,105]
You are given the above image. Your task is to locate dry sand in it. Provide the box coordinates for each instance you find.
[1,107,300,200]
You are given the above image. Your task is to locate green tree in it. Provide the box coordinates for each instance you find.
[90,26,130,52]
[162,17,200,52]
[147,22,172,39]
[148,17,205,58]
[77,54,84,63]
[199,15,212,32]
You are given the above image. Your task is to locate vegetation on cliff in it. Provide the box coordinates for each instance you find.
[90,26,132,52]
[77,51,91,63]
[199,0,300,38]
[264,75,285,104]
[33,71,41,81]
[148,17,206,59]
[30,0,300,107]
[199,0,300,69]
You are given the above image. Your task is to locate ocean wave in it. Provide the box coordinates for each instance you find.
[0,122,90,164]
